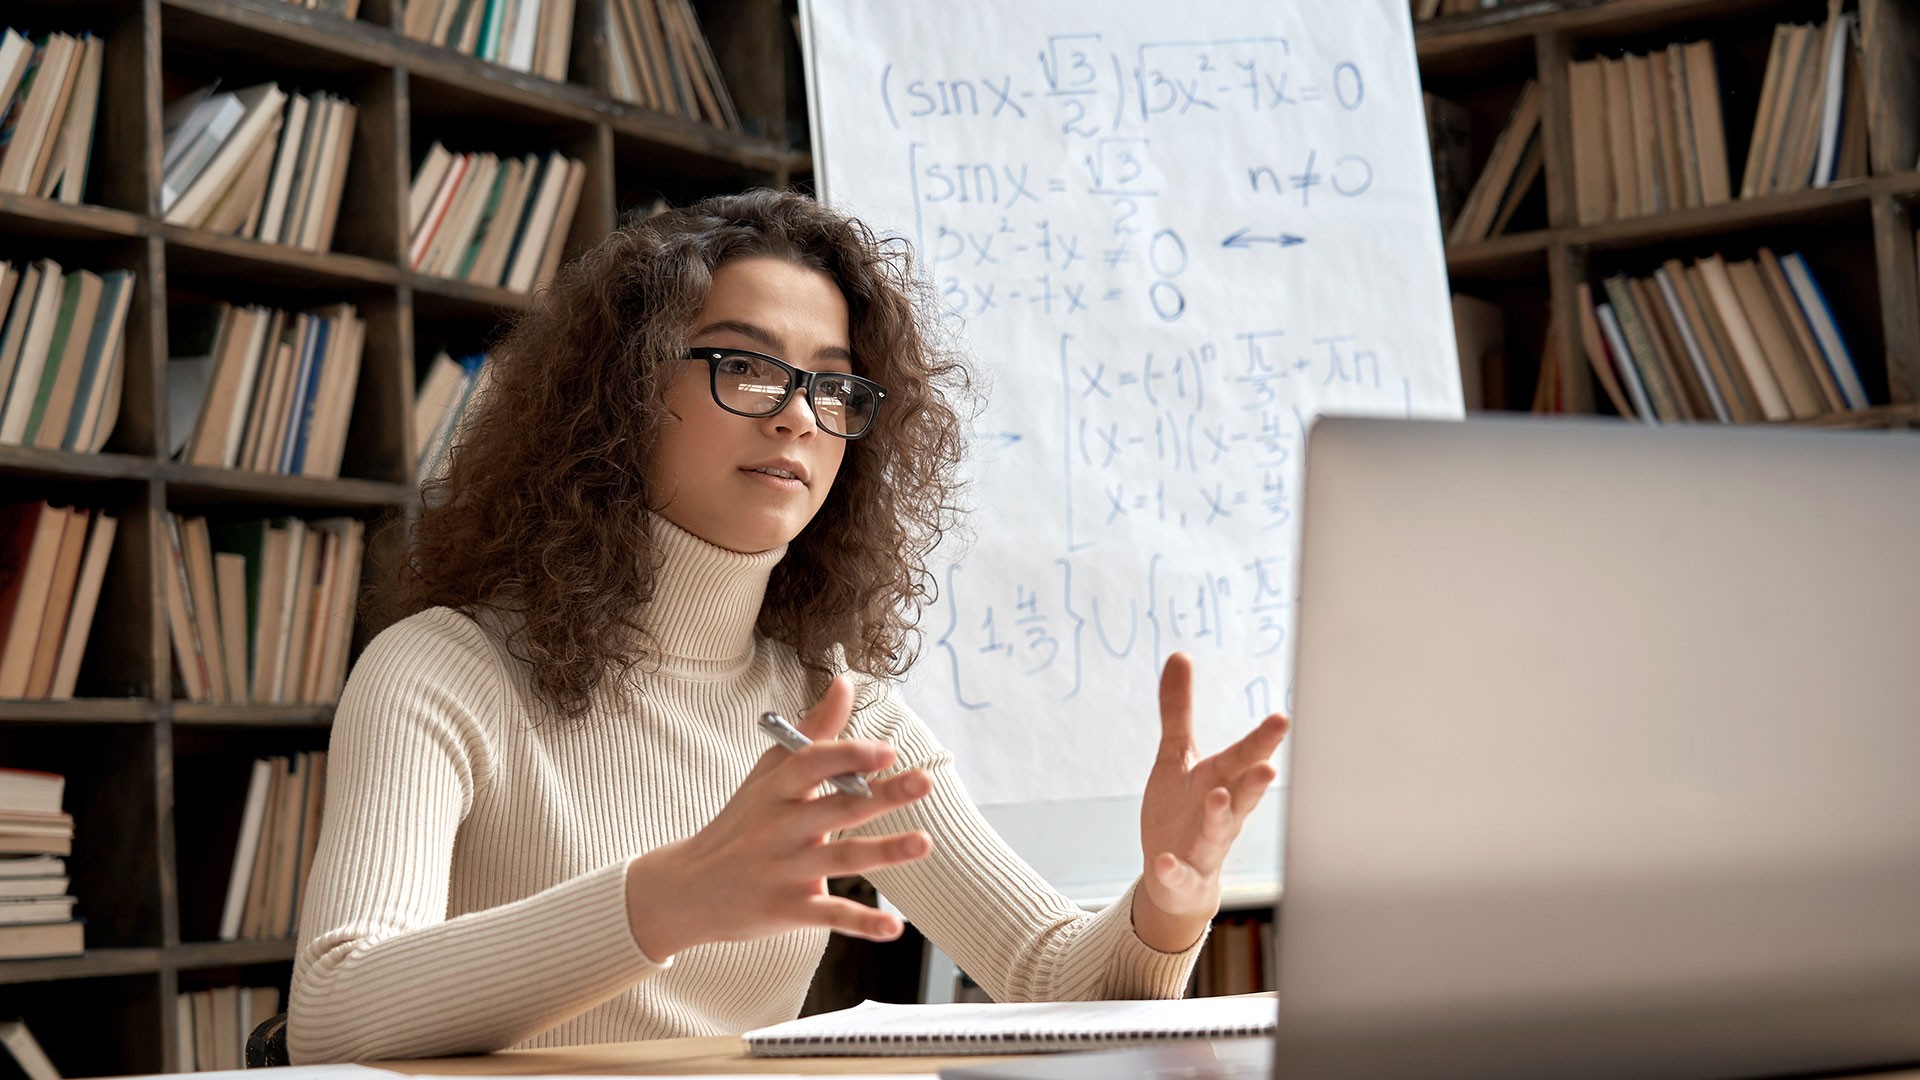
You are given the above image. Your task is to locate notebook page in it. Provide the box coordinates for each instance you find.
[746,997,1277,1056]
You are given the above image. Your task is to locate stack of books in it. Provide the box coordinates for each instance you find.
[605,0,742,132]
[400,0,577,81]
[407,144,586,294]
[161,83,358,250]
[0,502,117,701]
[0,261,134,453]
[0,29,104,203]
[1739,14,1867,198]
[413,350,488,483]
[1567,43,1732,224]
[1446,80,1541,244]
[167,301,366,479]
[175,984,281,1071]
[1577,248,1867,424]
[220,752,327,942]
[164,514,366,706]
[0,768,80,960]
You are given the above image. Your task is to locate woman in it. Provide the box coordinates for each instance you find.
[289,190,1288,1063]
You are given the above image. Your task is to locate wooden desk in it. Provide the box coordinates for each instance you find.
[372,1038,1920,1079]
[375,1036,1026,1076]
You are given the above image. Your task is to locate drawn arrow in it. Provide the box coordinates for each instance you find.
[1222,228,1307,249]
[964,431,1024,447]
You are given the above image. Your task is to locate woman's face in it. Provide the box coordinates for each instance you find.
[647,256,854,554]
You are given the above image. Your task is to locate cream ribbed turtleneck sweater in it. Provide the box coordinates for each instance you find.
[288,517,1202,1063]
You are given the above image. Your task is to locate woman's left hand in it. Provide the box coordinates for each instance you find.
[1133,652,1290,952]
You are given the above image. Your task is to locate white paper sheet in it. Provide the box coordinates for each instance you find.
[802,0,1462,813]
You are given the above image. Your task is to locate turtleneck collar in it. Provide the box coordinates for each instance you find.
[636,513,788,675]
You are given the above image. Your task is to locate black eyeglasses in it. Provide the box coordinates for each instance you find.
[685,347,888,439]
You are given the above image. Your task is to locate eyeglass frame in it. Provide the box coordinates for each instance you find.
[683,346,889,440]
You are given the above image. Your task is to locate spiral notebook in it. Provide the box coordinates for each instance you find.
[744,997,1278,1057]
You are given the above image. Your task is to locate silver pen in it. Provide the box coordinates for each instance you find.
[757,711,873,798]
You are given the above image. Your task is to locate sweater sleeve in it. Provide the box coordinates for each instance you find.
[844,683,1204,1002]
[287,609,666,1063]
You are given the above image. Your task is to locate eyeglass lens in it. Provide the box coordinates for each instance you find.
[713,353,876,436]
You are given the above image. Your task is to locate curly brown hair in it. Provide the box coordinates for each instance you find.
[371,190,974,721]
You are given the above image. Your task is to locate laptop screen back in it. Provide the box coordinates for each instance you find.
[1276,418,1920,1080]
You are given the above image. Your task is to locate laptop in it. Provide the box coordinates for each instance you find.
[948,416,1920,1080]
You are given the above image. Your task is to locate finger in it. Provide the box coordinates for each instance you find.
[769,739,898,800]
[801,768,933,834]
[1202,786,1236,846]
[1226,761,1278,817]
[797,675,856,742]
[808,830,933,878]
[1157,652,1197,763]
[1205,712,1289,776]
[1152,850,1205,896]
[803,895,906,941]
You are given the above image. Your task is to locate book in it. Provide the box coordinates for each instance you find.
[162,514,211,702]
[0,34,78,195]
[1778,251,1867,409]
[63,268,134,452]
[22,507,90,699]
[220,759,272,941]
[0,897,74,925]
[1695,255,1790,420]
[1448,80,1540,244]
[0,771,61,814]
[0,1019,59,1080]
[42,33,102,205]
[165,83,286,227]
[0,877,66,899]
[48,511,115,699]
[28,269,103,449]
[0,918,81,959]
[1574,283,1634,418]
[1623,53,1662,214]
[0,505,69,699]
[1683,42,1732,205]
[745,997,1278,1056]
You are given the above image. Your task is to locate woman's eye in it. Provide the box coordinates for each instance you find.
[716,358,752,375]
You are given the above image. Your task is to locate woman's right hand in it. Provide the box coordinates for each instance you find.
[622,675,933,960]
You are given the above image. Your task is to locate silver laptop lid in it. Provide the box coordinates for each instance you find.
[1276,417,1920,1080]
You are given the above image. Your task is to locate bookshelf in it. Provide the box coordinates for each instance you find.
[0,0,801,1073]
[1428,0,1920,423]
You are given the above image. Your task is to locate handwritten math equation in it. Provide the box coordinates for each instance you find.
[879,34,1382,329]
[934,547,1294,726]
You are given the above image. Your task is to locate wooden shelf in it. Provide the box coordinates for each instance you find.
[406,271,536,317]
[160,463,417,511]
[0,949,165,986]
[0,193,146,242]
[0,699,161,724]
[1417,0,1806,67]
[1568,182,1876,253]
[169,938,298,970]
[0,446,156,483]
[172,703,335,727]
[161,227,401,292]
[1447,230,1553,279]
